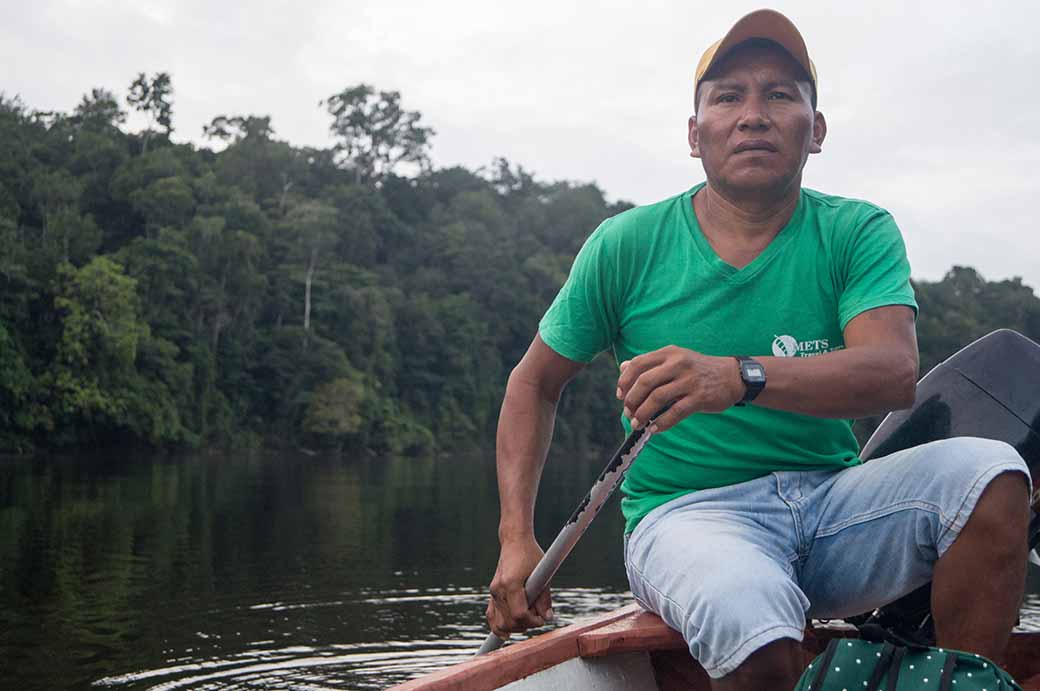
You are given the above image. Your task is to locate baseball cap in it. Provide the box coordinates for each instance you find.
[694,9,818,104]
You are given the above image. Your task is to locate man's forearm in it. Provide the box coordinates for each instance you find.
[496,370,559,543]
[618,304,919,433]
[753,343,917,418]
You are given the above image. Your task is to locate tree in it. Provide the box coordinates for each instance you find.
[129,176,195,234]
[303,376,364,448]
[72,88,126,130]
[322,84,434,184]
[915,266,1040,373]
[325,183,409,265]
[282,200,339,338]
[49,257,148,440]
[127,72,174,153]
[187,215,264,354]
[0,320,36,449]
[203,115,274,143]
[206,116,302,210]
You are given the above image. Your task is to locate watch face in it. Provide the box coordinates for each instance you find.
[742,363,766,383]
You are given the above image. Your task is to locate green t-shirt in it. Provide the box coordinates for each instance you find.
[538,183,918,534]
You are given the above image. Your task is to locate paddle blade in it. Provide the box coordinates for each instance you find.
[862,328,1040,487]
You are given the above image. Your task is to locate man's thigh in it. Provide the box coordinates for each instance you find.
[624,475,809,679]
[797,436,1029,619]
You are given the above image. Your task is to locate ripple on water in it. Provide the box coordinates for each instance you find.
[91,586,634,690]
[91,588,1040,690]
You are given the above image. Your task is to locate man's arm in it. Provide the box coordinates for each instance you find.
[753,305,918,416]
[486,335,586,638]
[618,305,918,431]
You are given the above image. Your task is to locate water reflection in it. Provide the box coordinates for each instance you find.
[87,586,637,689]
[89,586,633,690]
[0,451,1037,690]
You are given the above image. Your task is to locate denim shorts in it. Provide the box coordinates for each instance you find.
[623,437,1030,679]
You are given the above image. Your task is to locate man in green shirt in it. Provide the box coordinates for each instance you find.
[486,9,1031,689]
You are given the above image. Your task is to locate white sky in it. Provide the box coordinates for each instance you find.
[4,0,1039,292]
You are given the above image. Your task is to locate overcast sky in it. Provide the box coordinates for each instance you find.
[4,0,1039,292]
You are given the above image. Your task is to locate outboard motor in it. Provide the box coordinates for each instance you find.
[848,329,1040,646]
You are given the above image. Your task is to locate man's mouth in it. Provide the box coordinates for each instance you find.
[733,140,778,153]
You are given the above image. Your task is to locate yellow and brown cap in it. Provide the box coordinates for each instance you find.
[694,9,818,102]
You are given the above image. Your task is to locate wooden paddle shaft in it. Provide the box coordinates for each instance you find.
[477,422,659,655]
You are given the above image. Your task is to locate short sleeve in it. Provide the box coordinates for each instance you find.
[538,221,621,362]
[837,210,918,330]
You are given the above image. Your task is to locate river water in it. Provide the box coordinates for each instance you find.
[1,450,1038,690]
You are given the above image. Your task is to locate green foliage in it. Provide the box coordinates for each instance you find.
[127,72,174,143]
[48,257,146,440]
[202,115,274,143]
[322,84,434,183]
[915,266,1040,373]
[54,257,143,374]
[1,81,1036,457]
[0,320,35,448]
[72,88,126,130]
[304,377,365,446]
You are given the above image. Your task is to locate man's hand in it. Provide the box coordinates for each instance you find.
[486,535,553,639]
[616,345,744,431]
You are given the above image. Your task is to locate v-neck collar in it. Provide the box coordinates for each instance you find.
[681,182,804,284]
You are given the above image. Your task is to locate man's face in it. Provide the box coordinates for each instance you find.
[689,41,826,197]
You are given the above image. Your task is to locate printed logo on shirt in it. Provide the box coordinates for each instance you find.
[771,334,842,358]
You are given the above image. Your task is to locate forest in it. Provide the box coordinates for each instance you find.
[1,74,1038,455]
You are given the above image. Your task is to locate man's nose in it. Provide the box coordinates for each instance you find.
[737,98,770,130]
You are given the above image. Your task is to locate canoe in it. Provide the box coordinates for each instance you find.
[388,603,1040,691]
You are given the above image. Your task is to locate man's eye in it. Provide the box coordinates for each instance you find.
[718,94,738,103]
[768,91,791,100]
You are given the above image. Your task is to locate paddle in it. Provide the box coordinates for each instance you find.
[477,411,665,655]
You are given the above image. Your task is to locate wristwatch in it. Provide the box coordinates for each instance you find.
[733,356,766,406]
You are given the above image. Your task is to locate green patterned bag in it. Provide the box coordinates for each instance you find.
[793,638,1022,691]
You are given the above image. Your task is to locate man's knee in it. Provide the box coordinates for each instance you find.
[927,438,1031,559]
[679,565,808,678]
[961,470,1031,549]
[923,437,1025,475]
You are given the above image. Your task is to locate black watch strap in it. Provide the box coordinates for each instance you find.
[734,356,766,406]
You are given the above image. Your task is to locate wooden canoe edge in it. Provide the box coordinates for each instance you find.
[390,605,1040,691]
[577,609,685,657]
[387,604,643,691]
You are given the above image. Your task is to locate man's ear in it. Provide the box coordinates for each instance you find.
[810,110,827,154]
[688,115,702,159]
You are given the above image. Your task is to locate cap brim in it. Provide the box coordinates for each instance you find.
[701,9,816,88]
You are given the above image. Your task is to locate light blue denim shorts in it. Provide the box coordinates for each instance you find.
[623,437,1030,679]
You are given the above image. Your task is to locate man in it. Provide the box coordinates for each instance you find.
[486,9,1031,690]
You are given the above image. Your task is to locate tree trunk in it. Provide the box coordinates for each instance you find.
[304,248,317,336]
[211,312,228,353]
[279,176,293,216]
